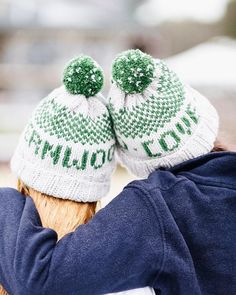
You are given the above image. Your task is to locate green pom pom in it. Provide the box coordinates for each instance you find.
[112,49,155,94]
[63,55,104,97]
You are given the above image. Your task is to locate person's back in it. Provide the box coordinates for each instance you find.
[131,151,236,294]
[1,151,235,295]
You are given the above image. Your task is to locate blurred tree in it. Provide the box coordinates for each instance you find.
[223,0,236,38]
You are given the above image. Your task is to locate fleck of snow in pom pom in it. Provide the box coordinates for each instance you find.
[63,55,104,97]
[112,49,155,94]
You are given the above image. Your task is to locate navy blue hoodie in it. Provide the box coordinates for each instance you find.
[0,152,236,295]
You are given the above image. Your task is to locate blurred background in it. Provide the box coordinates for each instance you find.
[1,0,236,201]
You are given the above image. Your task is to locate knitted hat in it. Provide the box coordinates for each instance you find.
[11,56,116,202]
[108,49,219,177]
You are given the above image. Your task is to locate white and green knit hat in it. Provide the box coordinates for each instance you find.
[11,56,116,202]
[108,49,219,177]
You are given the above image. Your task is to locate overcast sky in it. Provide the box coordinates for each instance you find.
[136,0,229,25]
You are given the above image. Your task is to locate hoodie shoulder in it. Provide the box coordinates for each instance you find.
[0,187,23,197]
[0,187,25,206]
[126,169,184,193]
[127,152,236,192]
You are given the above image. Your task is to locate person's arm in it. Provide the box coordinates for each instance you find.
[0,186,164,295]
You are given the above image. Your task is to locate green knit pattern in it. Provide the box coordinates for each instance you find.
[33,98,114,145]
[109,61,185,139]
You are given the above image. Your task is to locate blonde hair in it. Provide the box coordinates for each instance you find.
[17,179,97,240]
[0,180,97,295]
[0,287,7,295]
[211,140,229,152]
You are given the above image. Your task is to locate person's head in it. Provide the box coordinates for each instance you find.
[17,179,97,240]
[11,55,116,239]
[108,49,219,177]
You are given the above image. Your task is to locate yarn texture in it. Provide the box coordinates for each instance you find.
[63,55,104,97]
[11,56,116,202]
[112,49,155,94]
[109,49,219,177]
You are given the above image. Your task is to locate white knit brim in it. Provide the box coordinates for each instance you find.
[117,86,219,178]
[11,152,111,203]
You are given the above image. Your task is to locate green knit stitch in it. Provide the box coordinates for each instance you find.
[107,144,116,162]
[28,130,42,155]
[159,130,181,152]
[109,61,185,139]
[140,106,199,158]
[33,98,114,145]
[24,126,114,171]
[41,141,53,159]
[90,149,106,169]
[50,145,62,165]
[142,139,162,158]
[72,151,89,171]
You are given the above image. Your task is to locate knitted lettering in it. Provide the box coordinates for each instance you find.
[28,130,42,155]
[72,151,89,171]
[159,131,181,152]
[62,147,73,168]
[107,144,116,162]
[23,127,114,170]
[50,145,62,165]
[142,140,162,158]
[186,106,199,124]
[91,149,106,169]
[141,107,199,158]
[41,141,53,159]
